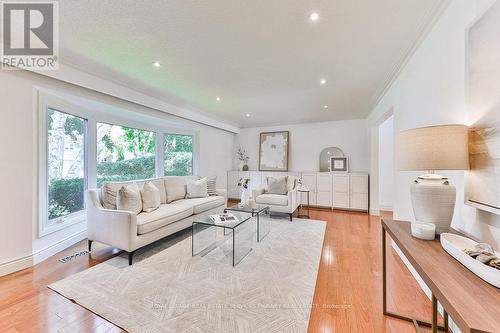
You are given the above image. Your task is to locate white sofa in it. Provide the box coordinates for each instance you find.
[252,176,299,221]
[86,176,227,264]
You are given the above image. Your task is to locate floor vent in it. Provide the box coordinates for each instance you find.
[59,251,89,263]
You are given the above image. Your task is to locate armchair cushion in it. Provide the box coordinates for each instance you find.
[255,193,288,206]
[137,204,193,235]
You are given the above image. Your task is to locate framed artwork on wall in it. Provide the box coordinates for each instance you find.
[259,131,289,171]
[464,1,500,215]
[330,157,348,173]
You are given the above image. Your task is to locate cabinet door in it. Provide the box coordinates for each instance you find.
[349,174,369,210]
[227,171,240,199]
[248,171,262,193]
[332,174,350,209]
[316,173,332,207]
[300,173,317,205]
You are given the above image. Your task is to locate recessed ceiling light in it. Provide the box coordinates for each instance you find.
[309,12,319,22]
[216,97,221,101]
[320,78,327,85]
[152,61,161,68]
[246,113,251,117]
[324,105,328,109]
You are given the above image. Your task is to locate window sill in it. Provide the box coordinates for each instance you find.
[39,212,87,238]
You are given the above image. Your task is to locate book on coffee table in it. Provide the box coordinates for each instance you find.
[210,213,239,224]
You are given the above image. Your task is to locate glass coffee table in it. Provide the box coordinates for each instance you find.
[192,212,253,267]
[224,203,270,242]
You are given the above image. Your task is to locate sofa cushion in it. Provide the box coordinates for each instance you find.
[173,196,225,214]
[186,177,208,198]
[137,204,193,235]
[287,176,297,192]
[141,181,161,212]
[267,176,288,195]
[206,176,217,196]
[256,193,288,206]
[101,177,166,209]
[116,183,142,214]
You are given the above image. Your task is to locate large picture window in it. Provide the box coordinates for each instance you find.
[164,134,193,176]
[46,108,87,224]
[96,122,156,186]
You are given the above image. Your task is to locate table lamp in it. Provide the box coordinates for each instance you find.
[398,125,469,238]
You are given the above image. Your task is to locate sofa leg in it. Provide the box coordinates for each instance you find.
[289,213,293,222]
[88,239,93,252]
[128,251,135,265]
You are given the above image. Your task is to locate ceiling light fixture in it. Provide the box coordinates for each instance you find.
[152,61,161,68]
[324,105,328,109]
[309,12,319,22]
[246,113,251,117]
[216,97,221,101]
[320,78,326,85]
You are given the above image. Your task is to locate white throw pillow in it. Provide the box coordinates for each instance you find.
[116,183,142,215]
[164,177,187,203]
[140,181,161,213]
[267,176,288,195]
[186,177,208,198]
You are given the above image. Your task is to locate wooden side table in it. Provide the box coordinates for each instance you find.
[297,188,310,218]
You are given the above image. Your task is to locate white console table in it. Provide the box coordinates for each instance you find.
[227,171,369,213]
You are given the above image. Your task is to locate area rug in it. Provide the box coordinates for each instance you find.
[49,216,326,333]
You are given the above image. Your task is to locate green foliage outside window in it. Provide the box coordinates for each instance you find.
[164,134,193,176]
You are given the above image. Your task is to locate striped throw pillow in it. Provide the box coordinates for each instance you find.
[207,176,217,196]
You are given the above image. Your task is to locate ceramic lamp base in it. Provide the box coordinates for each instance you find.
[410,174,456,235]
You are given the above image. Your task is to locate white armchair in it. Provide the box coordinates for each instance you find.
[252,177,299,221]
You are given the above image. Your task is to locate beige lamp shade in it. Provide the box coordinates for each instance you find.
[398,125,469,171]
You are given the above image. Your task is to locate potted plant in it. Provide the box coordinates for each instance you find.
[236,147,249,171]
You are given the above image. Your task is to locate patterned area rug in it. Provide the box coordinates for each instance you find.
[49,216,326,333]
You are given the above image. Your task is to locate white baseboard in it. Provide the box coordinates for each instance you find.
[0,254,34,277]
[0,230,87,277]
[32,230,87,265]
[379,205,393,212]
[370,208,380,216]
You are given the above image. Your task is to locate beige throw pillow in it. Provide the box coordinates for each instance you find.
[141,181,161,212]
[116,183,142,214]
[186,177,208,198]
[267,176,288,195]
[164,177,187,203]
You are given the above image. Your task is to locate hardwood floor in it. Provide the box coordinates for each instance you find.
[0,208,438,333]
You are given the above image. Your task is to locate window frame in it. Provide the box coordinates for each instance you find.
[95,121,158,185]
[37,90,199,237]
[162,132,195,176]
[38,95,90,237]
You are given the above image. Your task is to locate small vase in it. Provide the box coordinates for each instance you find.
[240,189,249,206]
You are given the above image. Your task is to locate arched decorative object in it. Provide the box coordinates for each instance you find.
[319,147,345,172]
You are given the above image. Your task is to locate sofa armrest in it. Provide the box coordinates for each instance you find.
[287,189,298,210]
[252,186,265,199]
[86,189,137,252]
[216,188,227,200]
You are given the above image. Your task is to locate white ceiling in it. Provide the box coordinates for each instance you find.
[59,0,446,128]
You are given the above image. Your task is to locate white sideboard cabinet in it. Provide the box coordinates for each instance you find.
[226,171,369,212]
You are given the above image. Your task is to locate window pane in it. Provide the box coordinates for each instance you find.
[164,134,193,176]
[96,123,156,187]
[47,109,86,221]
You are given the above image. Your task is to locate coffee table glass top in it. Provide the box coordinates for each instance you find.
[224,203,269,214]
[193,211,250,229]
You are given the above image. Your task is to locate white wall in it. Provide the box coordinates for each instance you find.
[378,115,394,210]
[0,69,234,276]
[368,0,500,250]
[234,120,370,173]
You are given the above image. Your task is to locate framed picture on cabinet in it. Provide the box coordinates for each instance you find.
[330,157,348,172]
